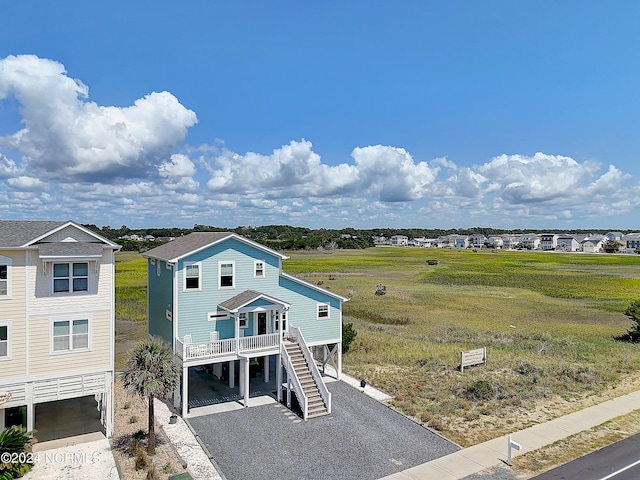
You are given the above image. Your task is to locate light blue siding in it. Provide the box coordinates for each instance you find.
[151,237,343,346]
[148,259,174,343]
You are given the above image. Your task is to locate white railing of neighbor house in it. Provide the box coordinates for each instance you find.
[281,341,309,420]
[175,333,280,361]
[290,326,331,414]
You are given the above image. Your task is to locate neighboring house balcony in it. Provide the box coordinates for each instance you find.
[175,332,282,365]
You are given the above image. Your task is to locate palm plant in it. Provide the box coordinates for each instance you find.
[122,336,179,454]
[0,426,35,479]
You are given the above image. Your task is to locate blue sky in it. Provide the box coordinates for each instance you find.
[1,2,639,230]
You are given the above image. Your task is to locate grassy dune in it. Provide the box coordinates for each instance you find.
[285,247,640,445]
[115,247,640,445]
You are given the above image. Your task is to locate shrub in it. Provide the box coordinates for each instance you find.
[374,284,386,296]
[342,323,357,353]
[129,415,138,424]
[465,379,496,401]
[0,426,35,479]
[623,299,640,342]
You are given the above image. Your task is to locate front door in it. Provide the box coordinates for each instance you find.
[257,312,267,335]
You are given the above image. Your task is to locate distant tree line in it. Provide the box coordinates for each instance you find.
[83,223,637,253]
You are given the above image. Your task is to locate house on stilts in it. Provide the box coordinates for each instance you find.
[143,232,349,419]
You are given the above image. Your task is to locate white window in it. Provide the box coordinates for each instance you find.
[184,262,201,290]
[219,261,234,289]
[53,262,89,293]
[238,312,248,329]
[0,321,10,360]
[0,256,10,298]
[317,303,330,319]
[51,318,90,353]
[254,260,265,278]
[275,311,287,331]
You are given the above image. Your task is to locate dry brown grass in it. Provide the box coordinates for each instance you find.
[112,376,185,480]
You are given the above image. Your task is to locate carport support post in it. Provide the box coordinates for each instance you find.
[243,358,250,407]
[276,354,282,402]
[26,384,33,432]
[181,366,188,416]
[264,355,269,383]
[228,361,234,389]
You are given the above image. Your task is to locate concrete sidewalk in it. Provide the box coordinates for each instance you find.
[380,390,640,480]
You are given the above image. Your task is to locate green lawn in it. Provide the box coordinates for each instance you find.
[115,247,640,444]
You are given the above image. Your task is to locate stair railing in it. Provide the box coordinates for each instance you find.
[290,326,331,414]
[281,341,309,420]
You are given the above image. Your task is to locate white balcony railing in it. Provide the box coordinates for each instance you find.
[176,333,280,361]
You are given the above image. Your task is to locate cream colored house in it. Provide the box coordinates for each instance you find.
[0,220,119,437]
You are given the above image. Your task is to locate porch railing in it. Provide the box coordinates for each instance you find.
[290,326,331,414]
[239,332,279,352]
[281,341,309,420]
[175,333,280,361]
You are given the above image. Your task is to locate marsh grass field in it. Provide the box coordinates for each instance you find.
[115,246,640,446]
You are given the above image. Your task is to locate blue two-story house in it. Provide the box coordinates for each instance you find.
[143,232,349,420]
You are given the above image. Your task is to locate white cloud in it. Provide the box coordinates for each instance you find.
[351,145,438,202]
[0,55,197,182]
[7,176,46,191]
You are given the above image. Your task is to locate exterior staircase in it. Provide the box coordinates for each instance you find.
[284,340,329,419]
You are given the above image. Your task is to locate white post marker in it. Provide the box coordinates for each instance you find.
[507,435,522,466]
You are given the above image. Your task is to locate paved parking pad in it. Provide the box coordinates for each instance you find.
[187,380,459,480]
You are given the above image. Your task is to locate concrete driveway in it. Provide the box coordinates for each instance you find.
[187,380,459,480]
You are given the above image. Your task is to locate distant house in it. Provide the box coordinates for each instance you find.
[0,220,120,437]
[623,233,640,254]
[143,232,349,420]
[501,234,520,249]
[486,236,504,248]
[448,235,469,249]
[469,234,487,249]
[605,232,624,241]
[521,234,540,250]
[556,234,580,252]
[390,235,409,246]
[581,236,606,253]
[540,233,559,251]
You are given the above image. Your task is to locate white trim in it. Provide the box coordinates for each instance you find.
[0,366,113,386]
[0,320,11,360]
[0,255,12,299]
[22,221,120,249]
[254,259,265,278]
[156,261,161,277]
[49,315,92,355]
[218,260,235,289]
[183,261,202,291]
[238,312,248,329]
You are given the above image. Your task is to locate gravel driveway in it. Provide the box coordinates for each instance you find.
[187,380,459,480]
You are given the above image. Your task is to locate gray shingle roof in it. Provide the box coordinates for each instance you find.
[38,242,105,257]
[143,232,288,262]
[219,290,290,312]
[0,220,68,247]
[143,232,234,262]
